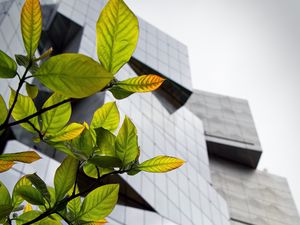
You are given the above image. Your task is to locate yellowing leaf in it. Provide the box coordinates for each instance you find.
[23,203,32,212]
[116,75,165,93]
[96,0,139,74]
[137,156,185,173]
[21,0,42,58]
[12,176,32,208]
[26,82,38,99]
[0,50,17,78]
[83,220,107,225]
[90,102,120,132]
[0,151,41,163]
[0,160,14,173]
[41,93,71,134]
[9,89,40,133]
[115,116,139,165]
[34,54,113,98]
[47,123,85,142]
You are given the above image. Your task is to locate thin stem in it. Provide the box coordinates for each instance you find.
[27,120,44,140]
[56,211,72,225]
[3,62,32,128]
[0,98,72,130]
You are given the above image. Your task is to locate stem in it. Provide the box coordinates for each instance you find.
[0,98,72,130]
[56,211,72,224]
[23,169,128,225]
[2,62,32,128]
[27,120,44,140]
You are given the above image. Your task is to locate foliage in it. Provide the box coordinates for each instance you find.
[0,0,185,224]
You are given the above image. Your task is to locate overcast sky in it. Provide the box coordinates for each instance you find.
[127,0,300,211]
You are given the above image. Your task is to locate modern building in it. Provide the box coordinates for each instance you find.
[0,1,298,225]
[186,90,300,225]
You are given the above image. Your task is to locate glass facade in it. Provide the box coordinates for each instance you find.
[0,1,230,225]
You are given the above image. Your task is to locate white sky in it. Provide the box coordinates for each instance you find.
[127,0,300,211]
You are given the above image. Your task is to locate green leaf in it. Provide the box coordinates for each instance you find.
[41,93,71,134]
[34,54,113,98]
[46,123,85,142]
[67,186,81,220]
[71,126,95,158]
[0,95,8,126]
[137,156,185,173]
[78,184,119,221]
[109,85,133,100]
[15,55,39,74]
[96,0,139,74]
[89,156,122,168]
[0,160,14,173]
[12,176,31,208]
[0,151,41,163]
[115,116,139,165]
[90,102,120,132]
[115,75,165,93]
[16,210,62,225]
[25,82,38,99]
[9,89,40,133]
[0,50,17,78]
[21,0,42,58]
[54,156,79,201]
[94,127,116,157]
[26,173,50,202]
[0,204,13,222]
[0,181,11,206]
[83,163,114,179]
[16,185,45,205]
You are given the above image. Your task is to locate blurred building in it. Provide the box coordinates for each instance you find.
[0,1,299,225]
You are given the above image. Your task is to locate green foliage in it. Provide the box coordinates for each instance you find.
[15,185,45,205]
[26,82,39,99]
[41,93,71,134]
[54,156,79,201]
[96,0,139,74]
[90,102,120,132]
[0,0,185,224]
[0,50,17,78]
[9,89,40,133]
[78,184,119,221]
[34,54,113,98]
[116,116,139,166]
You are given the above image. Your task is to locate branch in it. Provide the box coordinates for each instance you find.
[2,62,32,128]
[0,98,72,130]
[56,211,72,225]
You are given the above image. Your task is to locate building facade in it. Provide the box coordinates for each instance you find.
[186,90,300,225]
[0,1,299,225]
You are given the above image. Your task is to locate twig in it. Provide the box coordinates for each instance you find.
[27,120,44,140]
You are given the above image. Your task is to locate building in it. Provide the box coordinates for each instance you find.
[186,90,300,225]
[0,1,298,225]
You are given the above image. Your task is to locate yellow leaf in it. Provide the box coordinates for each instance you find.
[23,203,32,212]
[21,0,42,58]
[83,219,107,225]
[137,156,185,173]
[116,75,165,93]
[47,123,85,142]
[0,160,14,173]
[0,151,41,163]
